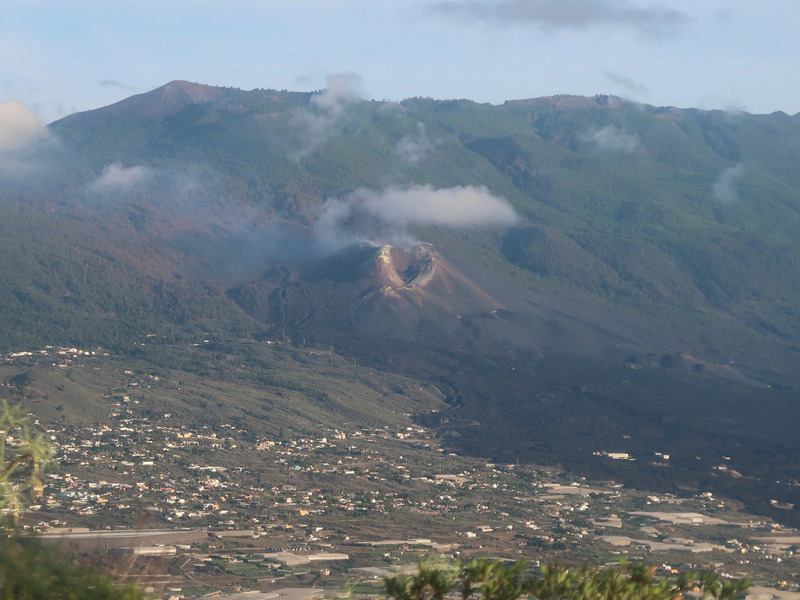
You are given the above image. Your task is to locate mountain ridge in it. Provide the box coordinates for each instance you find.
[32,81,800,385]
[4,81,800,522]
[65,80,800,120]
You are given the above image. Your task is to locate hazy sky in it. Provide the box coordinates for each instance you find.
[2,0,799,124]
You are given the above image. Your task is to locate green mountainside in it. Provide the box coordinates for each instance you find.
[37,82,800,378]
[3,80,800,522]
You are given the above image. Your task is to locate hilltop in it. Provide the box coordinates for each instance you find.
[83,80,229,119]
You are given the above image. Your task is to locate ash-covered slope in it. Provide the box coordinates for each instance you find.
[230,242,500,346]
[229,241,651,359]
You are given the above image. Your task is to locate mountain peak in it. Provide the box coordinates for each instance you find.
[88,80,227,120]
[160,80,226,102]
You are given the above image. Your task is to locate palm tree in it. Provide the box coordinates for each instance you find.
[383,559,457,600]
[459,557,498,600]
[481,560,528,600]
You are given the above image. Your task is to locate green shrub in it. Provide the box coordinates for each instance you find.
[0,536,148,600]
[382,558,750,600]
[0,402,147,599]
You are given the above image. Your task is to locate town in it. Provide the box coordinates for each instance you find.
[2,345,800,599]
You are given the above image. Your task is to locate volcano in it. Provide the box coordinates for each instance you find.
[5,80,800,525]
[229,241,648,357]
[229,242,500,346]
[318,242,500,312]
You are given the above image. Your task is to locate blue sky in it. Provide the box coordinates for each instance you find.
[2,0,799,124]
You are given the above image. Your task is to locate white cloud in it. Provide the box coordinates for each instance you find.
[91,163,151,191]
[431,0,689,37]
[0,100,47,153]
[602,71,649,96]
[585,125,638,153]
[290,72,365,159]
[315,184,519,250]
[395,122,436,164]
[338,184,519,228]
[359,184,519,227]
[310,72,364,116]
[712,163,744,203]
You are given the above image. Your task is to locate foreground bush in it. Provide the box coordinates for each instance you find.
[382,558,750,600]
[0,402,147,598]
[0,400,52,529]
[0,534,148,600]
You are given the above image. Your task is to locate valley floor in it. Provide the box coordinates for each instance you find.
[5,345,800,598]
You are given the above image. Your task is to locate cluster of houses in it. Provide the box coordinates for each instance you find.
[4,345,800,595]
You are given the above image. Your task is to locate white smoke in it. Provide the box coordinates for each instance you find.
[395,123,436,164]
[585,125,638,153]
[0,100,48,153]
[90,163,151,191]
[712,164,745,203]
[291,72,365,159]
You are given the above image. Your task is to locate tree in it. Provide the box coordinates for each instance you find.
[0,400,52,528]
[0,536,147,600]
[381,558,458,600]
[0,401,148,599]
[382,558,750,600]
[459,556,499,600]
